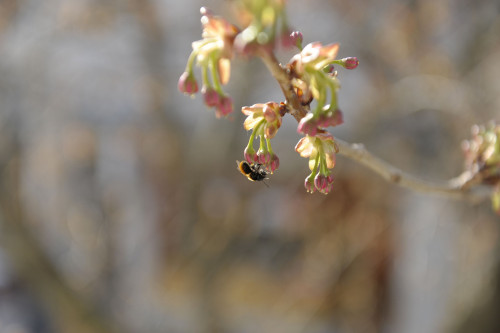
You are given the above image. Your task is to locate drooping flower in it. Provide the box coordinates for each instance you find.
[242,102,282,172]
[289,42,340,76]
[242,102,282,139]
[296,132,338,194]
[178,7,239,117]
[287,41,356,137]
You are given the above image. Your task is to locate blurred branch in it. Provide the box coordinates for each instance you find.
[0,137,117,333]
[257,49,489,201]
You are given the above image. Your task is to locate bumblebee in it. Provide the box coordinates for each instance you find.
[237,161,269,184]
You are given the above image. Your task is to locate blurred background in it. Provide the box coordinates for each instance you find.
[0,0,499,332]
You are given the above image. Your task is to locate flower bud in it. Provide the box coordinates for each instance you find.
[178,72,198,95]
[217,96,233,117]
[340,57,359,70]
[314,174,328,192]
[269,154,280,173]
[244,146,258,163]
[289,31,303,49]
[314,173,334,194]
[257,149,271,165]
[202,87,220,107]
[304,174,316,193]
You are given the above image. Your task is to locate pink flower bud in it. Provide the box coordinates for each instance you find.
[202,87,220,107]
[289,31,303,49]
[341,57,359,70]
[269,154,280,173]
[314,174,328,192]
[257,149,271,165]
[178,72,198,95]
[217,96,233,117]
[314,173,334,194]
[304,175,316,193]
[244,146,258,163]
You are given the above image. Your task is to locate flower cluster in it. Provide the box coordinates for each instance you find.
[179,4,358,195]
[178,7,239,118]
[287,41,357,193]
[233,0,291,54]
[295,133,338,194]
[242,102,282,173]
[462,122,500,213]
[287,42,358,136]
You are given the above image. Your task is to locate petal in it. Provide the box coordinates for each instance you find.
[244,114,263,131]
[324,150,336,169]
[263,106,277,122]
[322,139,337,169]
[295,136,315,158]
[300,43,320,64]
[308,156,318,171]
[320,43,339,61]
[241,104,265,116]
[316,132,334,142]
[265,124,277,139]
[218,58,231,85]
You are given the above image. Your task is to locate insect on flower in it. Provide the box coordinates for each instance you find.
[237,161,270,186]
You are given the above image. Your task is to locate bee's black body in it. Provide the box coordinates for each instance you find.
[237,161,269,183]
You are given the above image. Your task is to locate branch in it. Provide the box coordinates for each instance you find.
[257,49,489,201]
[257,49,307,122]
[334,138,484,200]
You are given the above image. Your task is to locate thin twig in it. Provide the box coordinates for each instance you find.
[334,138,484,200]
[257,48,489,201]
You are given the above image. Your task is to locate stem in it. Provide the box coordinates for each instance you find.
[311,153,320,176]
[257,49,307,121]
[201,65,210,87]
[185,50,198,73]
[209,55,224,95]
[266,138,274,155]
[334,138,484,200]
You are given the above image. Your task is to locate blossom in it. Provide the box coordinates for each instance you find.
[178,8,239,117]
[289,42,340,76]
[242,102,282,172]
[296,133,338,194]
[242,102,282,139]
[287,42,343,128]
